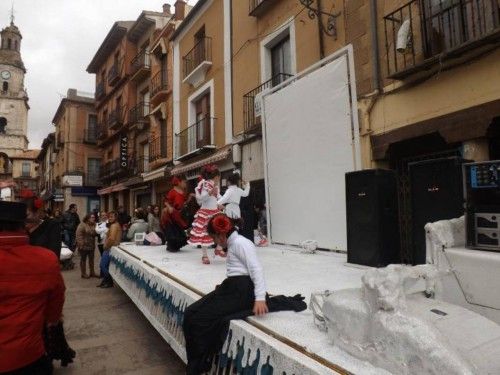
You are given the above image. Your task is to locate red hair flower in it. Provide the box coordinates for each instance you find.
[211,214,233,234]
[34,198,44,209]
[171,176,181,186]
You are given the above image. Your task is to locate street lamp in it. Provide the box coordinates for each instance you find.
[299,0,342,39]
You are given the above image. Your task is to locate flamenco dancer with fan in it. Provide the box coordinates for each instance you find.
[188,165,224,264]
[183,214,307,374]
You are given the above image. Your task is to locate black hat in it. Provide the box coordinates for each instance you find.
[0,201,27,222]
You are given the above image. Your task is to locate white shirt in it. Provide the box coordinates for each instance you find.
[95,221,108,242]
[226,231,267,301]
[218,184,250,219]
[196,179,220,210]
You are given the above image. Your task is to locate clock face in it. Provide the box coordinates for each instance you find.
[1,71,11,80]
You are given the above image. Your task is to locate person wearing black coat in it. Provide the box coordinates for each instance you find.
[62,204,80,250]
[25,199,62,259]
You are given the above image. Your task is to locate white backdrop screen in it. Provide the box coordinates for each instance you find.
[263,55,359,250]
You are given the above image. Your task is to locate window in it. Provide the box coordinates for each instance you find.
[87,114,97,141]
[2,81,8,92]
[14,40,17,51]
[194,93,210,148]
[0,117,6,133]
[7,39,11,49]
[87,158,101,184]
[22,162,30,177]
[270,36,291,86]
[260,19,296,86]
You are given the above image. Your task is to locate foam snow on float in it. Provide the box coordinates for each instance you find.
[321,264,500,375]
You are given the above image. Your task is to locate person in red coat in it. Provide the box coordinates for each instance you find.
[162,175,193,252]
[0,201,66,375]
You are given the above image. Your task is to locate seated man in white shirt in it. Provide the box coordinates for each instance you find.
[182,213,267,375]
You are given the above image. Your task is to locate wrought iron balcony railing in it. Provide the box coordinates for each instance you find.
[384,0,500,78]
[107,60,122,86]
[99,159,132,180]
[151,71,168,98]
[85,172,101,186]
[149,135,168,163]
[175,117,215,160]
[243,73,293,133]
[95,81,105,99]
[108,107,124,129]
[96,123,107,140]
[183,37,212,78]
[135,156,150,174]
[131,49,151,78]
[84,127,97,144]
[129,102,150,127]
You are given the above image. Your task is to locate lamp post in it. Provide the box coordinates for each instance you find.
[299,0,341,39]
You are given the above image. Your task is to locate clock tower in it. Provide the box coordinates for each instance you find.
[0,18,29,157]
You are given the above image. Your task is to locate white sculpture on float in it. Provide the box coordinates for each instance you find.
[320,264,476,375]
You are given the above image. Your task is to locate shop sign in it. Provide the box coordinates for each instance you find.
[120,134,128,169]
[62,175,83,187]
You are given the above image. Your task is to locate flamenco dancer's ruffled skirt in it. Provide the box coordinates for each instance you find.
[188,208,219,247]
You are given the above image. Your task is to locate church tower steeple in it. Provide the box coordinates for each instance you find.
[0,13,29,156]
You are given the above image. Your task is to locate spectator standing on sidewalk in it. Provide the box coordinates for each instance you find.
[126,208,149,241]
[117,206,131,241]
[25,197,63,259]
[98,211,122,288]
[62,204,80,250]
[95,211,109,257]
[0,201,65,375]
[75,213,98,279]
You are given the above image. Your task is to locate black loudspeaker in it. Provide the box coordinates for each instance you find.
[346,169,400,267]
[409,157,465,265]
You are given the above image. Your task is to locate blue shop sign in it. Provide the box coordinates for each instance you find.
[71,187,98,197]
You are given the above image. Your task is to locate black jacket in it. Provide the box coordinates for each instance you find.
[29,218,62,259]
[62,210,80,232]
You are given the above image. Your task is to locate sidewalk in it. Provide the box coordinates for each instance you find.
[54,253,185,374]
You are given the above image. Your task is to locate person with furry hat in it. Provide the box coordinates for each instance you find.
[0,201,66,374]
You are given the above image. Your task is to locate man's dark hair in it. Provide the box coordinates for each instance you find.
[227,173,240,186]
[69,204,76,210]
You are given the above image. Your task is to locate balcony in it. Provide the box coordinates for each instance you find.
[85,172,101,187]
[243,73,293,133]
[175,117,215,161]
[183,37,212,86]
[128,102,150,130]
[384,0,500,79]
[95,81,105,100]
[96,123,108,140]
[131,50,150,82]
[151,71,168,106]
[99,159,130,181]
[107,60,122,86]
[249,0,274,17]
[135,156,150,174]
[108,107,124,129]
[84,127,97,144]
[149,135,168,165]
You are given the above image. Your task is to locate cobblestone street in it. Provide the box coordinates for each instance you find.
[54,254,185,375]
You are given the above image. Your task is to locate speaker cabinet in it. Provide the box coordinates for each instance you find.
[409,157,465,264]
[346,169,400,267]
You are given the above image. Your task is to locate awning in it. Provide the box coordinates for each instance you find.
[124,176,144,187]
[170,146,232,176]
[371,99,500,160]
[97,183,127,196]
[143,166,167,182]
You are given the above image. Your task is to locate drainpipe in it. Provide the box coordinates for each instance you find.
[369,0,381,92]
[317,0,326,59]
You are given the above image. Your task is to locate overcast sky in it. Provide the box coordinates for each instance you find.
[0,0,198,150]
